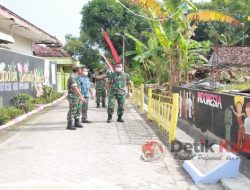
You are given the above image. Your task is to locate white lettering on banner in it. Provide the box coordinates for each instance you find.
[19,83,29,90]
[0,83,12,91]
[197,92,222,109]
[12,83,19,91]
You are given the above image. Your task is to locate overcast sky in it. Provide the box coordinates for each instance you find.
[0,0,90,44]
[0,0,210,45]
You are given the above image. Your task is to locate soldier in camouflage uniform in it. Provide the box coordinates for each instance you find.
[66,64,85,130]
[106,63,130,123]
[95,70,107,108]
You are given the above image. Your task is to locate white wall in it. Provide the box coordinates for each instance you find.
[0,30,32,55]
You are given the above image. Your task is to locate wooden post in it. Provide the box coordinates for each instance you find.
[147,88,152,119]
[140,84,144,112]
[169,93,179,143]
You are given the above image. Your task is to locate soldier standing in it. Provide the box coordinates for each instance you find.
[95,70,107,108]
[79,66,93,123]
[66,64,85,130]
[106,63,130,123]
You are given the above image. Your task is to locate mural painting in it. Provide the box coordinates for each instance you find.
[174,87,250,154]
[0,48,56,106]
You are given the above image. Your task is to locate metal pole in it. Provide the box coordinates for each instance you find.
[122,35,125,72]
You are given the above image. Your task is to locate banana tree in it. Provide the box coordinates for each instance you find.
[124,32,163,83]
[127,0,198,90]
[161,1,198,88]
[187,11,243,27]
[182,40,212,83]
[187,11,246,46]
[123,0,242,89]
[218,27,249,46]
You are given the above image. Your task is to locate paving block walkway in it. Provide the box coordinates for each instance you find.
[0,98,199,190]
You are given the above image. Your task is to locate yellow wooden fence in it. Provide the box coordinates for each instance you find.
[131,84,179,143]
[131,84,144,113]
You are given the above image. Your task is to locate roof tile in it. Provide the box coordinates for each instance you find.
[217,46,250,66]
[32,44,70,57]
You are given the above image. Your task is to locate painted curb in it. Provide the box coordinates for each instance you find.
[0,94,66,130]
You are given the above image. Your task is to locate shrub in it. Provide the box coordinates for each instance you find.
[0,107,24,125]
[131,74,146,85]
[10,87,64,111]
[18,102,35,113]
[34,97,47,105]
[0,88,64,125]
[34,90,64,105]
[10,94,35,113]
[34,97,53,104]
[146,78,157,84]
[51,92,64,100]
[42,86,54,99]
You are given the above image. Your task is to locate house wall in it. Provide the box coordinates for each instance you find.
[0,30,32,55]
[45,57,78,91]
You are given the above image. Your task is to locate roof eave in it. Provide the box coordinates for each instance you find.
[0,5,62,47]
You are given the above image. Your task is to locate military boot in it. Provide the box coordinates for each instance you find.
[102,102,106,107]
[107,114,112,123]
[66,120,76,130]
[117,114,124,122]
[96,103,100,108]
[74,119,83,128]
[81,118,92,123]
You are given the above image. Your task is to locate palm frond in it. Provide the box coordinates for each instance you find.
[187,11,243,28]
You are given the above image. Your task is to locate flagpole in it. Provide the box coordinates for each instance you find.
[122,35,125,72]
[100,53,114,72]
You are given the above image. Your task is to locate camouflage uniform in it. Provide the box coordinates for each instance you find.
[95,77,106,104]
[106,70,112,79]
[67,73,81,121]
[107,72,130,116]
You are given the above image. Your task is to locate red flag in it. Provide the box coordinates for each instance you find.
[101,29,121,64]
[101,54,115,72]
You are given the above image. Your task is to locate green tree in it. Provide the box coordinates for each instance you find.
[147,0,198,89]
[80,0,149,54]
[65,0,150,74]
[121,0,198,88]
[218,27,249,46]
[63,34,102,72]
[195,0,250,45]
[125,32,164,84]
[64,34,85,56]
[183,39,212,82]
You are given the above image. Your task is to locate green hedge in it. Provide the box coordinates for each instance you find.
[34,90,64,105]
[0,107,25,125]
[0,86,64,125]
[10,93,35,113]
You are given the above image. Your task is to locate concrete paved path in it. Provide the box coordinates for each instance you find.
[0,98,198,190]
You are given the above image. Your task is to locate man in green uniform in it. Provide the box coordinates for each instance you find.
[106,63,130,123]
[66,64,85,130]
[95,70,107,108]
